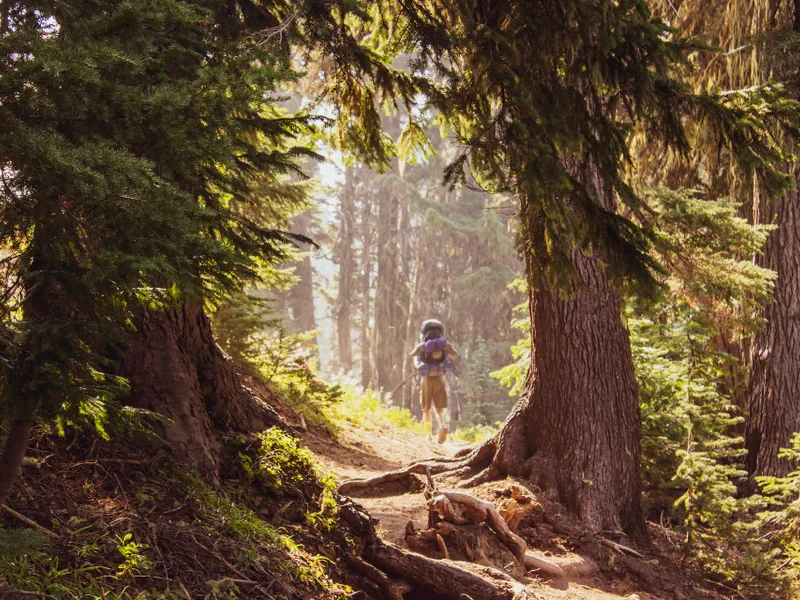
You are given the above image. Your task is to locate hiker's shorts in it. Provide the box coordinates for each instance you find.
[422,375,448,411]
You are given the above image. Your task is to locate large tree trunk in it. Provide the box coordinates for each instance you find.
[335,167,356,372]
[124,303,284,482]
[484,248,645,537]
[745,4,800,479]
[746,186,800,477]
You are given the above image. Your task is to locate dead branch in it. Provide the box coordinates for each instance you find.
[1,505,57,538]
[177,578,193,599]
[600,538,645,559]
[339,498,536,600]
[1,590,57,599]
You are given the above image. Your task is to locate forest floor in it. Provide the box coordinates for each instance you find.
[305,414,739,600]
[0,385,756,600]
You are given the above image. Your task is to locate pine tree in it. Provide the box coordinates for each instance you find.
[630,188,774,576]
[386,0,796,535]
[0,0,422,499]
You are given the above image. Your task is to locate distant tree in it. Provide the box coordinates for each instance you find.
[333,167,357,372]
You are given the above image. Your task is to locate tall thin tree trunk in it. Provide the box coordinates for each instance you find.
[401,231,426,409]
[360,188,374,389]
[288,211,317,342]
[335,167,356,372]
[0,400,37,507]
[0,221,59,506]
[746,185,800,477]
[372,176,401,395]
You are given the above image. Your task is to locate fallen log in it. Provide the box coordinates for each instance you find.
[342,554,405,600]
[370,544,537,600]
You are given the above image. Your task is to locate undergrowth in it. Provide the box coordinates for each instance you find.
[0,431,355,600]
[328,386,429,437]
[451,423,498,444]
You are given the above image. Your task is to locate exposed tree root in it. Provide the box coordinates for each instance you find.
[339,498,537,600]
[430,490,527,564]
[337,439,497,496]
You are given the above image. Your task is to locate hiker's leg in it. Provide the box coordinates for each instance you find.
[421,378,434,440]
[432,376,449,443]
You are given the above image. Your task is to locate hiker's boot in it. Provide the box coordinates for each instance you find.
[437,426,448,444]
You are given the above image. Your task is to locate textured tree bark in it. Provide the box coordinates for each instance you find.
[342,200,646,537]
[0,400,37,507]
[481,246,645,538]
[744,3,800,479]
[335,167,356,372]
[747,187,800,477]
[124,303,284,481]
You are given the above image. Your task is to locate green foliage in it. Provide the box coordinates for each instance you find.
[0,0,317,426]
[629,188,777,583]
[262,331,342,408]
[0,527,52,558]
[180,470,284,545]
[451,423,499,444]
[239,428,339,531]
[330,386,429,437]
[0,459,349,600]
[491,279,531,399]
[248,428,323,498]
[0,0,426,482]
[458,337,514,427]
[389,0,797,295]
[114,533,151,578]
[756,433,800,596]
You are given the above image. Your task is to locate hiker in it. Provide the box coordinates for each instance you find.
[410,319,458,443]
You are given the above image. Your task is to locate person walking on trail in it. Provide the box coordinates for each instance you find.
[410,319,458,444]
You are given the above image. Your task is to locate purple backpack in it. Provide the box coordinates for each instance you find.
[417,336,449,376]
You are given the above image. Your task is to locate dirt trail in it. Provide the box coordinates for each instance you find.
[305,421,463,546]
[304,421,717,600]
